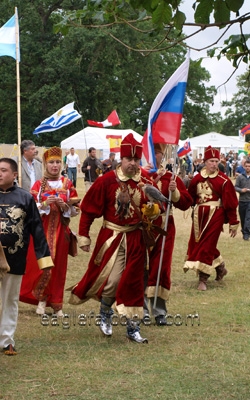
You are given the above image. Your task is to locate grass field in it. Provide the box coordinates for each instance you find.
[1,178,250,400]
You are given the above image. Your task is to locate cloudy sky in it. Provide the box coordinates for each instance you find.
[181,1,250,115]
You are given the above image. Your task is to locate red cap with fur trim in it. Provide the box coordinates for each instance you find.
[120,133,143,159]
[204,146,220,161]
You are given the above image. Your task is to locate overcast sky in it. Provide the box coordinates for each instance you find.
[181,1,250,116]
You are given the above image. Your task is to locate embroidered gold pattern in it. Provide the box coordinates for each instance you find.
[197,181,213,204]
[0,206,26,254]
[114,185,142,220]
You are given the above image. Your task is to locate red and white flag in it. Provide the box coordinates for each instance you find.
[87,110,121,128]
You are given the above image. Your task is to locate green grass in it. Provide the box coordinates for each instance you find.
[1,178,250,400]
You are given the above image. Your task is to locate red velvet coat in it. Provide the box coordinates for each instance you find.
[184,168,239,275]
[69,166,155,317]
[146,170,193,300]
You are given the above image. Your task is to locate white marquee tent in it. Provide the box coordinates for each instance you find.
[60,126,142,160]
[179,132,245,156]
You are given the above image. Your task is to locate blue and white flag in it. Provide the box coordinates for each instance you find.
[33,102,81,134]
[0,14,20,61]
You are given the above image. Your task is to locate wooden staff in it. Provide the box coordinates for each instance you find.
[153,146,178,309]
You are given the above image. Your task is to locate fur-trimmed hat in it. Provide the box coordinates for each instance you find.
[204,146,220,161]
[43,147,62,163]
[120,133,143,159]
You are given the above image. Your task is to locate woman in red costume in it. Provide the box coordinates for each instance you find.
[20,147,79,315]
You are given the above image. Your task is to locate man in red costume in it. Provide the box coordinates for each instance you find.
[183,146,239,291]
[144,143,193,325]
[69,133,160,343]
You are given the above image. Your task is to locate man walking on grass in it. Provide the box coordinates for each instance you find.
[183,146,239,291]
[235,158,250,241]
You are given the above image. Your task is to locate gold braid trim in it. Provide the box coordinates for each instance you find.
[183,255,223,275]
[193,201,221,242]
[116,304,144,319]
[146,285,170,301]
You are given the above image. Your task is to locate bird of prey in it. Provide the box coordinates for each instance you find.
[140,183,170,209]
[116,182,130,219]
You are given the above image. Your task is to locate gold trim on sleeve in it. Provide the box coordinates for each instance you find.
[77,235,91,247]
[37,256,54,270]
[171,189,180,203]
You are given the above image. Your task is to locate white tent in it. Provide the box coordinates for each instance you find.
[179,132,244,156]
[60,126,142,155]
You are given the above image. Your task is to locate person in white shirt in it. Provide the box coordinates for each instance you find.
[66,147,80,187]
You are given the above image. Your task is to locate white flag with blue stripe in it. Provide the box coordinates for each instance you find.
[33,102,81,134]
[0,14,20,61]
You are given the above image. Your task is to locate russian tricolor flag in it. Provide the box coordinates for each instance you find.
[142,55,190,169]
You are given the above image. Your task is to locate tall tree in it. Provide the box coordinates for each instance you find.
[221,72,250,137]
[56,0,250,75]
[0,0,217,146]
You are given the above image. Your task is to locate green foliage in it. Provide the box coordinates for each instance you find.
[226,0,244,12]
[214,0,230,24]
[194,0,214,24]
[221,71,250,135]
[152,2,172,26]
[173,10,186,31]
[0,0,218,146]
[55,0,250,74]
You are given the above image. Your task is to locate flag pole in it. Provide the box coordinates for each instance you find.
[15,7,22,186]
[75,104,91,183]
[81,117,91,183]
[153,145,178,309]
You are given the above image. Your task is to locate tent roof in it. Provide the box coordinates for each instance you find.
[187,132,244,149]
[60,127,142,150]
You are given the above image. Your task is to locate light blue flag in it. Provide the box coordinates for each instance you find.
[0,14,20,61]
[33,102,82,134]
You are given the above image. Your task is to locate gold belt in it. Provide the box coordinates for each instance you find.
[103,220,141,232]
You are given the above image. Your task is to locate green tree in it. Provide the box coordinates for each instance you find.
[221,71,250,137]
[0,0,84,145]
[56,0,250,72]
[182,61,217,138]
[0,0,218,146]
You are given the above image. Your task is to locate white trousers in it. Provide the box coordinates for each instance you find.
[0,273,22,348]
